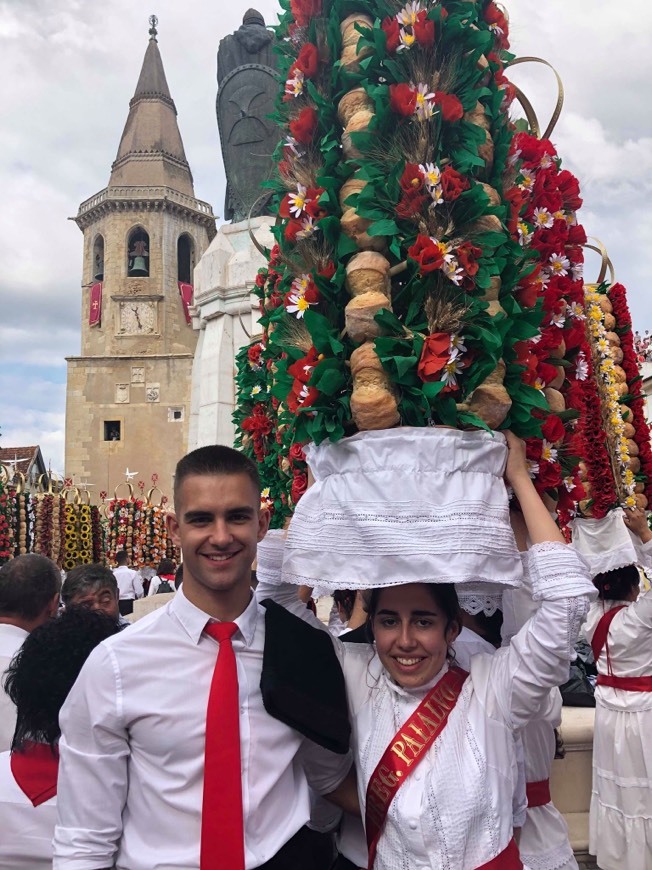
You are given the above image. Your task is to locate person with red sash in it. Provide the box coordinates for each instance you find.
[501,525,578,870]
[582,508,652,870]
[0,607,119,869]
[258,433,596,869]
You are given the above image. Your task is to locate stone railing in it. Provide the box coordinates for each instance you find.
[77,186,214,218]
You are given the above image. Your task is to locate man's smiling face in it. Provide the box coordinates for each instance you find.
[167,472,269,619]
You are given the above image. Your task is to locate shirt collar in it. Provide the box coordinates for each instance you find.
[170,584,258,647]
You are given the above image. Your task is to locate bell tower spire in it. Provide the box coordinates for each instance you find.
[65,21,215,498]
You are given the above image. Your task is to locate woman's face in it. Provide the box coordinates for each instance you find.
[372,584,459,689]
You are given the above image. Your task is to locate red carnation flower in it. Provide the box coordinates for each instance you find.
[542,415,565,443]
[440,165,470,201]
[290,0,321,26]
[289,106,319,145]
[456,241,481,278]
[389,83,417,117]
[413,11,435,47]
[483,1,510,49]
[381,16,400,53]
[295,43,319,79]
[434,91,464,122]
[289,443,306,465]
[291,472,308,504]
[400,163,425,194]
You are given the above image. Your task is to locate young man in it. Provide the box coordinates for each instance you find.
[53,445,353,870]
[111,550,143,615]
[62,564,129,628]
[0,555,61,752]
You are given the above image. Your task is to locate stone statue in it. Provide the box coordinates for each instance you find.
[216,9,280,223]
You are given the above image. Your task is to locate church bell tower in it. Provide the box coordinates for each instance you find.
[65,17,216,497]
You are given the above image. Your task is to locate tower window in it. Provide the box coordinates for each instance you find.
[93,235,105,281]
[168,407,184,422]
[177,234,194,284]
[127,227,150,277]
[104,421,121,441]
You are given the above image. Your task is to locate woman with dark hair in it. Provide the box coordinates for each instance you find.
[582,508,652,870]
[146,558,177,596]
[0,608,119,868]
[258,434,595,869]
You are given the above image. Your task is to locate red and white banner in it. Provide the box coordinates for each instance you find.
[89,282,102,327]
[178,282,193,324]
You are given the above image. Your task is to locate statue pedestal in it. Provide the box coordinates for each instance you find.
[188,217,273,450]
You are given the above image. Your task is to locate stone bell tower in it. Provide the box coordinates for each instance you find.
[65,17,215,498]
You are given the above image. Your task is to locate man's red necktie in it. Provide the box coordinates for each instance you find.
[201,621,245,870]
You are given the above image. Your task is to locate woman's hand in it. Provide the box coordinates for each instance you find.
[623,507,652,544]
[504,431,529,490]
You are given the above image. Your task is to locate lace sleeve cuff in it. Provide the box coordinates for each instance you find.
[528,541,596,602]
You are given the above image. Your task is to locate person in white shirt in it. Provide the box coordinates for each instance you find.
[0,555,61,752]
[0,607,119,869]
[112,550,144,615]
[583,508,652,870]
[53,445,355,870]
[257,433,596,869]
[146,557,177,596]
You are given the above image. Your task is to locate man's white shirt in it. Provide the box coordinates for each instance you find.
[53,586,351,870]
[111,566,143,600]
[0,624,29,752]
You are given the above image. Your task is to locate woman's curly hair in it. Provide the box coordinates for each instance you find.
[3,607,119,752]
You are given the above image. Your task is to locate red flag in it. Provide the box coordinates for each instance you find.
[89,282,102,327]
[178,282,193,324]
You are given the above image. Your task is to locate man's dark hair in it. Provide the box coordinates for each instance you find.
[157,558,176,575]
[62,564,118,608]
[174,445,260,508]
[0,554,61,620]
[593,564,640,601]
[115,550,129,566]
[3,607,119,751]
[174,564,183,590]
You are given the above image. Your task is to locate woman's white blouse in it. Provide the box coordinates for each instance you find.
[259,541,595,869]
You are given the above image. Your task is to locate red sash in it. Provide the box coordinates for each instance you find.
[10,741,59,807]
[590,605,626,664]
[596,674,652,692]
[476,838,523,869]
[526,778,551,808]
[365,666,468,869]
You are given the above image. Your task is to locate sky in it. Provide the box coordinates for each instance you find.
[1,0,651,475]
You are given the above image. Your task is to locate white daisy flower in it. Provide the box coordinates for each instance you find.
[575,352,589,381]
[533,207,554,229]
[571,262,584,281]
[569,302,586,320]
[419,162,441,188]
[285,70,305,99]
[541,440,558,463]
[441,355,464,388]
[414,83,435,119]
[397,1,425,26]
[518,168,536,191]
[517,221,533,246]
[547,253,571,277]
[442,257,464,286]
[296,215,319,240]
[285,292,314,318]
[450,333,467,354]
[287,184,308,218]
[251,385,263,397]
[527,460,540,479]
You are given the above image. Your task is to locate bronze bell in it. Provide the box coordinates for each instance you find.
[128,256,148,276]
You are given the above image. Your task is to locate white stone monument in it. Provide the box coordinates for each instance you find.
[188,217,274,449]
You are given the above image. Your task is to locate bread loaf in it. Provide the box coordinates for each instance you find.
[349,342,400,430]
[345,292,391,344]
[345,252,391,297]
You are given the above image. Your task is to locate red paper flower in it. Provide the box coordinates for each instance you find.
[440,165,470,201]
[483,2,510,49]
[289,443,306,465]
[417,333,451,382]
[294,43,319,79]
[541,415,565,443]
[381,16,400,53]
[389,83,417,117]
[290,0,321,27]
[434,91,464,122]
[408,235,445,273]
[289,106,319,145]
[291,472,308,504]
[413,12,435,47]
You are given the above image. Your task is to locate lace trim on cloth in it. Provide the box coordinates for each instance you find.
[520,839,576,870]
[255,529,286,585]
[457,589,503,616]
[528,542,595,602]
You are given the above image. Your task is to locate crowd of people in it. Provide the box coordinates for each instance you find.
[0,438,650,869]
[634,330,652,363]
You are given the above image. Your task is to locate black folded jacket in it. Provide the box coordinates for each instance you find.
[259,598,351,754]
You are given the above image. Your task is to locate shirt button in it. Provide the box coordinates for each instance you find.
[409,820,418,830]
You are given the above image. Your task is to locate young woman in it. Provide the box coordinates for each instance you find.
[258,433,595,869]
[582,508,652,870]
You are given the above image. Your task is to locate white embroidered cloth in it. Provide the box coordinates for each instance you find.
[256,529,286,586]
[570,509,641,576]
[282,427,522,591]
